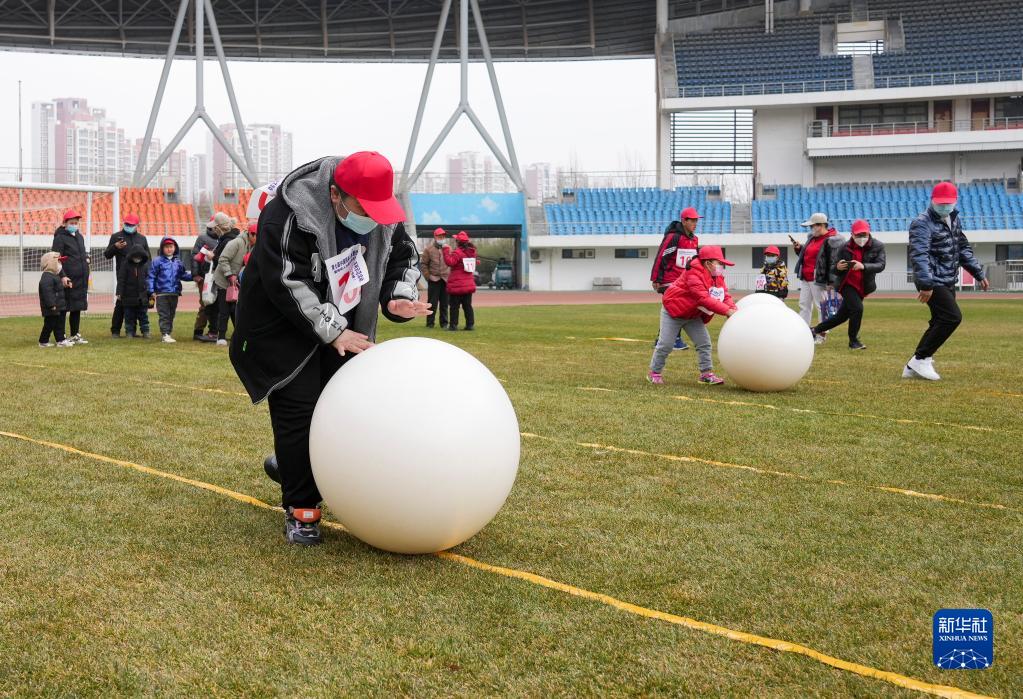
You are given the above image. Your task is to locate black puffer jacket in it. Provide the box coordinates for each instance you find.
[828,237,886,296]
[39,271,67,316]
[116,249,152,308]
[51,226,90,311]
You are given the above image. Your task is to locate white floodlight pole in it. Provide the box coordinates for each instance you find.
[205,0,257,178]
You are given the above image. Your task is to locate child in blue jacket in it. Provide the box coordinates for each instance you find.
[148,237,193,343]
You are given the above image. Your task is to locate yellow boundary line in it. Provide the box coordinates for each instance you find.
[521,433,1019,514]
[0,429,992,699]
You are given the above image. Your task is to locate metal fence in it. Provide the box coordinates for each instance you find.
[809,117,1023,137]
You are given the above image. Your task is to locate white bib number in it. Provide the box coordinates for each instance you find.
[462,257,477,274]
[755,274,767,291]
[325,245,370,314]
[675,247,696,267]
[709,286,725,302]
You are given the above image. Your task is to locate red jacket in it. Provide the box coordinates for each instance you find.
[662,262,736,323]
[443,243,478,294]
[650,222,699,287]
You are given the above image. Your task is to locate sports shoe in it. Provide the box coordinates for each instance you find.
[647,371,664,385]
[699,371,726,385]
[141,332,151,339]
[446,326,458,331]
[673,337,689,351]
[263,454,281,484]
[216,339,228,346]
[849,340,867,350]
[284,507,322,546]
[111,333,122,339]
[811,328,826,345]
[39,342,54,348]
[162,334,176,343]
[906,355,940,381]
[902,365,919,379]
[70,334,88,345]
[56,339,75,348]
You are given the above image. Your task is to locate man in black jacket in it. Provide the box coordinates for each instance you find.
[103,212,149,338]
[230,152,430,546]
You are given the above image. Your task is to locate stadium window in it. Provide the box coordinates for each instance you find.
[671,110,753,175]
[614,248,649,259]
[562,249,595,260]
[996,244,1023,261]
[838,102,927,126]
[753,247,789,267]
[994,96,1023,120]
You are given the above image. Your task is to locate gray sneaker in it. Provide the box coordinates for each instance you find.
[284,507,322,546]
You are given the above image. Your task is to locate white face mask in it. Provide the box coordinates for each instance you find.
[853,236,869,247]
[57,264,63,274]
[336,198,377,235]
[764,255,778,265]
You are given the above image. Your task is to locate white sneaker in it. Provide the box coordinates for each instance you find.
[39,342,54,348]
[216,339,228,346]
[906,356,940,381]
[902,364,919,379]
[162,334,177,343]
[71,334,89,345]
[56,339,75,348]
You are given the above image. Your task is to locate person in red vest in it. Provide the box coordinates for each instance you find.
[650,206,701,350]
[442,231,478,330]
[792,212,843,344]
[810,219,886,350]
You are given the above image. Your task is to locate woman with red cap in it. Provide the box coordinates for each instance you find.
[649,206,701,351]
[103,212,148,338]
[50,209,90,344]
[811,219,885,350]
[755,244,789,299]
[904,181,989,380]
[649,245,737,385]
[442,231,478,331]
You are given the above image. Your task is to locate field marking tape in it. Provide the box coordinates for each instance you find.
[10,362,249,398]
[0,429,993,699]
[520,433,1018,514]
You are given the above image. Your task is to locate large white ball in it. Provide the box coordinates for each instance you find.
[309,337,520,554]
[717,305,814,392]
[736,293,785,310]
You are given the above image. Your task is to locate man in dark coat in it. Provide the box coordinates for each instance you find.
[103,212,149,338]
[230,152,431,546]
[190,217,220,342]
[50,209,90,344]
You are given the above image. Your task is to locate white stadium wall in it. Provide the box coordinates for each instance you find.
[754,107,815,187]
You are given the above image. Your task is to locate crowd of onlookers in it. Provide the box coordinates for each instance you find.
[38,210,256,348]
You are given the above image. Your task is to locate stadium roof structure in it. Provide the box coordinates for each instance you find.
[0,0,656,62]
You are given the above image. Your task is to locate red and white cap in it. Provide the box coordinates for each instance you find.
[698,245,733,266]
[63,209,82,222]
[764,245,781,256]
[851,219,871,235]
[333,152,405,225]
[454,231,470,243]
[680,206,702,220]
[123,213,140,226]
[931,181,958,204]
[433,227,447,238]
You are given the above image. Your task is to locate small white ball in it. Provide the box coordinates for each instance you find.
[309,337,520,554]
[736,293,786,310]
[718,305,814,392]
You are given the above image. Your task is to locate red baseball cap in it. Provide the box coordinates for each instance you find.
[454,231,470,243]
[247,223,258,234]
[680,207,702,220]
[123,213,140,226]
[698,245,733,266]
[931,181,958,204]
[63,209,81,222]
[851,219,871,235]
[765,245,781,255]
[433,227,447,238]
[333,152,405,225]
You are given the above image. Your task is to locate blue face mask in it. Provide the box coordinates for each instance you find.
[336,198,377,235]
[764,255,778,265]
[932,202,955,217]
[66,224,79,234]
[124,225,137,234]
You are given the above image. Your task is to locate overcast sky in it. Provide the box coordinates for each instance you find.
[0,50,655,178]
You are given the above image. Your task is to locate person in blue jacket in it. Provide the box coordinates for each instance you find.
[147,237,193,344]
[904,181,989,381]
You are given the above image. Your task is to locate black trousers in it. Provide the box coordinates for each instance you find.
[215,287,236,340]
[915,284,962,359]
[813,285,864,342]
[193,303,215,335]
[123,306,150,336]
[39,315,65,344]
[448,293,474,329]
[156,295,179,336]
[267,346,348,509]
[61,310,81,336]
[111,299,124,334]
[426,279,449,327]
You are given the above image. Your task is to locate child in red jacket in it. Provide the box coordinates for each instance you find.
[648,245,737,385]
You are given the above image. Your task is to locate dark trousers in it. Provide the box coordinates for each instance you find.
[914,284,962,359]
[123,306,150,336]
[267,346,347,509]
[426,279,449,327]
[215,287,236,340]
[39,315,65,344]
[156,295,179,336]
[61,310,81,336]
[813,285,864,342]
[448,293,474,329]
[194,303,215,336]
[111,299,124,334]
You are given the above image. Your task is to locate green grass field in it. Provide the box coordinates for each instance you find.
[1,298,1020,697]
